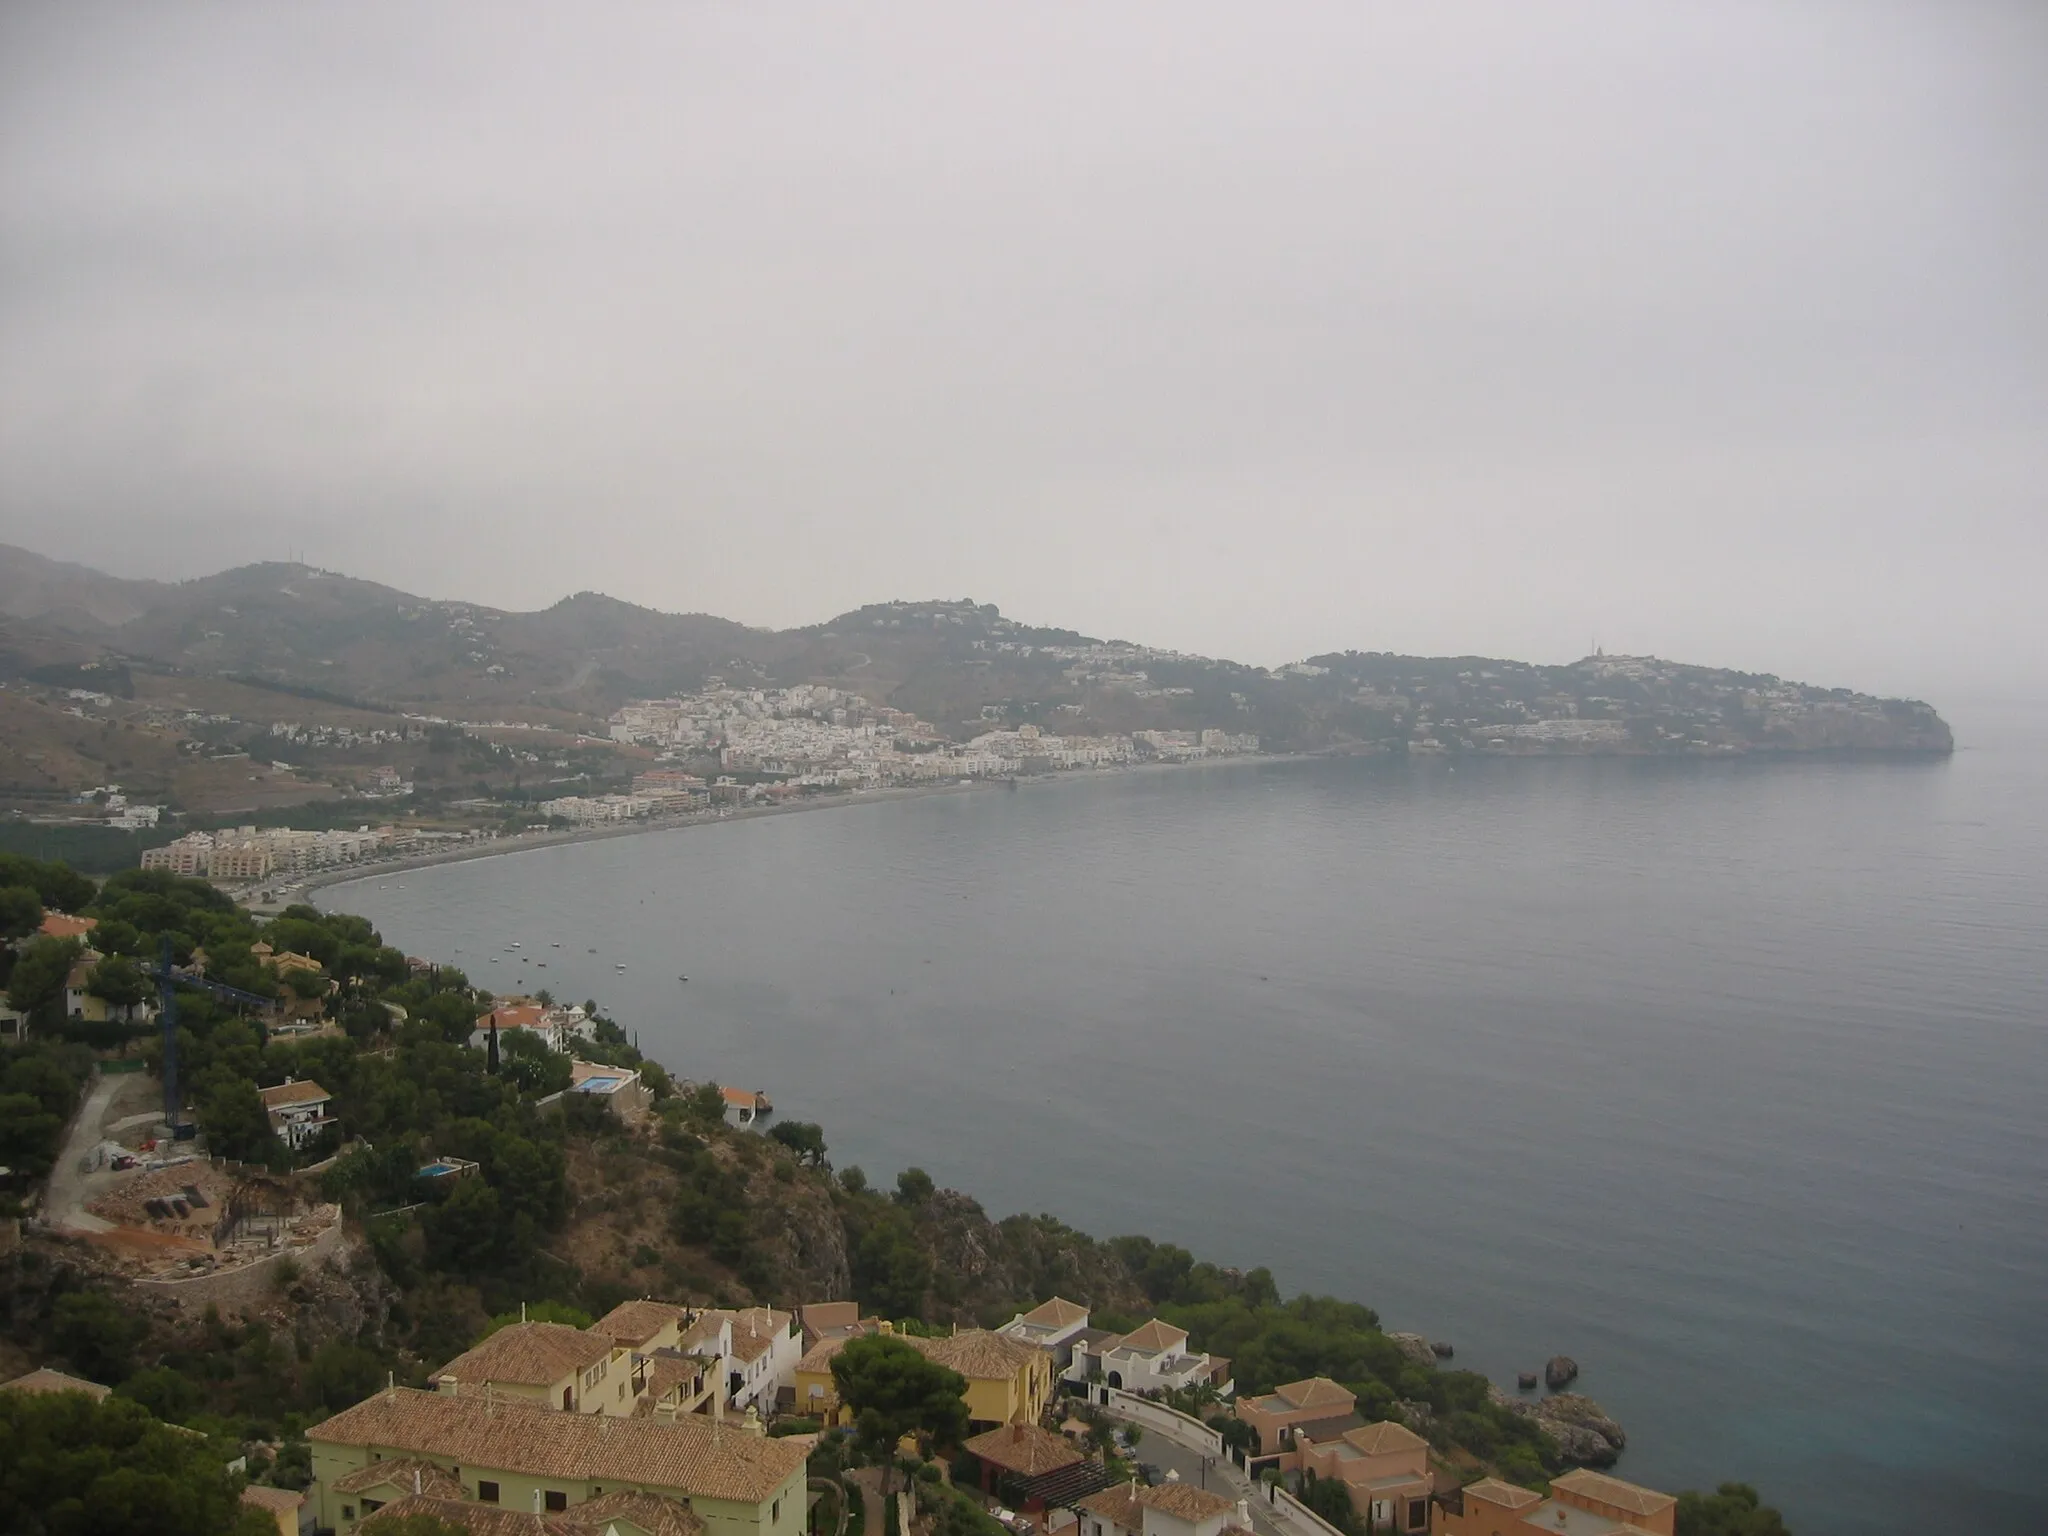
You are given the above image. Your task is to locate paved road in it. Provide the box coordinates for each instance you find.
[45,1073,124,1232]
[1126,1430,1285,1536]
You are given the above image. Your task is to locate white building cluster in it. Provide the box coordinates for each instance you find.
[608,688,1262,788]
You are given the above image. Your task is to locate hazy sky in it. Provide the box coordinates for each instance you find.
[3,3,2043,697]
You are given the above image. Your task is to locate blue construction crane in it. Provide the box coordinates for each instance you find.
[147,935,276,1134]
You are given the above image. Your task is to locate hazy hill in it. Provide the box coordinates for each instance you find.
[0,544,1952,755]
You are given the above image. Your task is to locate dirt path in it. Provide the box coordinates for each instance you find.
[46,1073,124,1232]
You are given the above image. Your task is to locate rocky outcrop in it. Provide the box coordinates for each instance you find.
[1430,1341,1453,1358]
[1489,1384,1625,1469]
[1387,1332,1438,1369]
[1545,1354,1578,1390]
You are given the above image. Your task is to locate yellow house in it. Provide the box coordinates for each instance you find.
[309,1385,809,1536]
[916,1329,1055,1433]
[792,1326,1050,1434]
[592,1300,693,1356]
[430,1322,627,1415]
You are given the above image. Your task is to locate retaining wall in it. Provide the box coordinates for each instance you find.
[134,1211,349,1312]
[1095,1387,1224,1457]
[1268,1487,1349,1536]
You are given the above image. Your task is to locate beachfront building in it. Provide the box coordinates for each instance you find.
[1437,1470,1677,1536]
[308,1386,809,1536]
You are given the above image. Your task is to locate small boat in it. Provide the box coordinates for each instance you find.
[551,942,561,948]
[615,963,626,971]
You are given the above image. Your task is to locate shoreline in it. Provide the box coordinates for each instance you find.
[293,752,1296,908]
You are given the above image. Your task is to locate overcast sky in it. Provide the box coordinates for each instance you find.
[2,2,2042,697]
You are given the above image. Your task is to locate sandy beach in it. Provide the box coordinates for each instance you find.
[291,752,1300,911]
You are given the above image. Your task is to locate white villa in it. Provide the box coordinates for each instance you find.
[1067,1319,1233,1396]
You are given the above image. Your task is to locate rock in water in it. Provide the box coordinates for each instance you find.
[1517,1372,1539,1391]
[1545,1354,1579,1390]
[1430,1341,1454,1358]
[1387,1332,1438,1369]
[1534,1393,1626,1467]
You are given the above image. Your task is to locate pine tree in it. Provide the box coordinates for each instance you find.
[486,1019,500,1074]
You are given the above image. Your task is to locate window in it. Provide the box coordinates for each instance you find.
[1407,1499,1427,1531]
[478,1482,500,1504]
[563,1387,574,1410]
[545,1491,568,1512]
[341,1507,355,1521]
[362,1500,383,1514]
[773,1499,782,1523]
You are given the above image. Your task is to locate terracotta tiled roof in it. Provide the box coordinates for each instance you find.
[964,1423,1085,1477]
[577,1488,707,1536]
[39,912,97,940]
[1341,1421,1428,1456]
[433,1322,613,1388]
[1021,1297,1089,1328]
[240,1485,306,1513]
[717,1308,790,1364]
[593,1299,688,1348]
[332,1458,467,1498]
[720,1086,763,1109]
[1459,1478,1542,1512]
[645,1354,707,1402]
[1137,1481,1238,1521]
[797,1335,855,1375]
[312,1387,808,1503]
[1079,1483,1144,1530]
[917,1329,1041,1381]
[1273,1377,1352,1411]
[1550,1469,1677,1518]
[361,1489,704,1536]
[0,1368,111,1400]
[258,1079,331,1110]
[476,1003,548,1031]
[1109,1320,1188,1354]
[677,1314,728,1355]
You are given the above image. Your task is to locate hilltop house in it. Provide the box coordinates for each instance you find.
[472,1001,571,1054]
[62,951,155,1026]
[569,1060,652,1121]
[793,1325,1050,1433]
[1233,1377,1362,1459]
[1079,1477,1252,1536]
[308,1385,809,1536]
[999,1297,1094,1369]
[1438,1470,1678,1536]
[719,1087,770,1127]
[258,1078,335,1151]
[431,1322,624,1415]
[1294,1420,1432,1534]
[1068,1320,1232,1397]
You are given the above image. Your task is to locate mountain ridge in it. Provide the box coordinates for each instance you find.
[0,543,1953,759]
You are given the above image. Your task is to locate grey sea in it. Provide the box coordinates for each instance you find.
[324,702,2048,1536]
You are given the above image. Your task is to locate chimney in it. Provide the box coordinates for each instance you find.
[521,1301,528,1323]
[1012,1423,1025,1444]
[414,1470,422,1495]
[1236,1503,1250,1529]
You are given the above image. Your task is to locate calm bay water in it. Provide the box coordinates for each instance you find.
[324,704,2048,1535]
